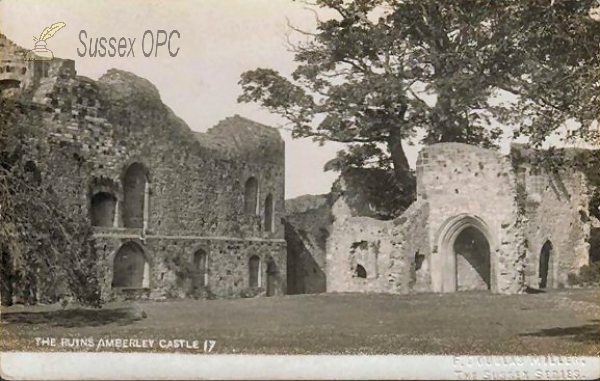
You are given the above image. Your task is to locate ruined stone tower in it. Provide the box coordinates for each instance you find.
[1,33,287,301]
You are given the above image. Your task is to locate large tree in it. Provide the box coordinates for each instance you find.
[238,0,600,194]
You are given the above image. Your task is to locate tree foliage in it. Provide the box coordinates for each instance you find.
[0,97,101,307]
[498,0,600,145]
[238,0,600,196]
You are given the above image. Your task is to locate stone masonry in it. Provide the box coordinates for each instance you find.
[284,195,329,294]
[2,29,596,301]
[287,143,598,295]
[1,33,286,302]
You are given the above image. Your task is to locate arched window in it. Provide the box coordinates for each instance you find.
[123,163,149,228]
[266,257,277,297]
[414,251,425,271]
[356,264,367,278]
[90,192,117,227]
[193,249,208,288]
[264,193,274,232]
[539,240,553,289]
[112,242,149,288]
[249,255,260,288]
[244,177,259,215]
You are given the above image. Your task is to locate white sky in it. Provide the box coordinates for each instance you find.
[0,0,589,199]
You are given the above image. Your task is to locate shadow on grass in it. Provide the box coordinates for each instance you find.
[525,286,546,294]
[519,320,600,344]
[1,308,142,328]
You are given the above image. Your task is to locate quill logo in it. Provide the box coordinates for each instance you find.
[24,22,66,61]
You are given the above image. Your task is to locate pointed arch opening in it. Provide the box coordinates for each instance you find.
[434,214,497,293]
[264,193,275,232]
[453,226,491,291]
[123,163,149,229]
[539,240,553,289]
[244,177,259,215]
[266,257,278,296]
[112,242,149,289]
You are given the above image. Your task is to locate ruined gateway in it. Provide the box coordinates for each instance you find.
[287,143,599,295]
[1,32,597,302]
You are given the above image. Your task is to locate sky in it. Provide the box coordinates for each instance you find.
[0,0,591,199]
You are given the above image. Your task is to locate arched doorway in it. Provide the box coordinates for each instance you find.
[453,226,491,291]
[434,214,496,293]
[539,240,553,289]
[266,258,277,296]
[112,242,149,288]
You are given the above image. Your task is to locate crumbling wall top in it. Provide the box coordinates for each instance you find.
[0,33,29,89]
[98,69,162,107]
[417,142,503,166]
[0,32,26,57]
[1,31,284,167]
[285,194,330,215]
[197,115,284,165]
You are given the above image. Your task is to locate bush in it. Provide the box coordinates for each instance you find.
[567,262,600,287]
[579,262,600,284]
[205,286,217,300]
[239,287,263,298]
[567,272,580,286]
[191,285,217,300]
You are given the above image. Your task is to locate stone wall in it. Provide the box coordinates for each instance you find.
[511,146,592,289]
[1,33,287,302]
[325,143,528,295]
[287,140,596,296]
[390,200,431,293]
[324,142,596,296]
[417,143,526,294]
[94,235,286,300]
[284,195,330,294]
[326,197,432,295]
[0,34,29,95]
[326,143,527,295]
[326,213,397,293]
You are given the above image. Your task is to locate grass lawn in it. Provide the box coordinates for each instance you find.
[1,288,598,355]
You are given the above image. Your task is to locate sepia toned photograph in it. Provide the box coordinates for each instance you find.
[0,0,599,379]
